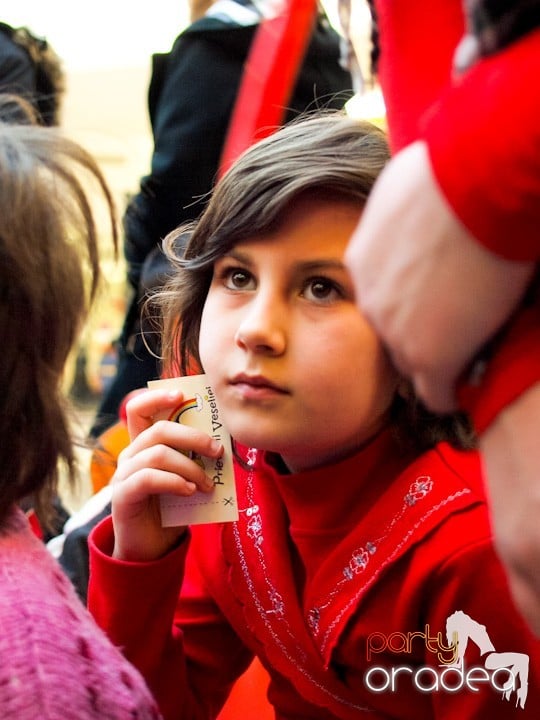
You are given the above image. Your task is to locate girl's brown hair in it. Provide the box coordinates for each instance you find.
[0,96,117,529]
[158,112,474,453]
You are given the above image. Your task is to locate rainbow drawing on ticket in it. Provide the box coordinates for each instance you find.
[168,394,203,423]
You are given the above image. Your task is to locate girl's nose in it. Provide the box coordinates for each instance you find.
[234,293,286,356]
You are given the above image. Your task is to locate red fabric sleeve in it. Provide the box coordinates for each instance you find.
[88,517,251,720]
[424,28,540,262]
[373,0,464,151]
[375,0,540,261]
[458,306,540,433]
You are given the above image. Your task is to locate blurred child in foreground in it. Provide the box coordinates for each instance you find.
[0,95,161,719]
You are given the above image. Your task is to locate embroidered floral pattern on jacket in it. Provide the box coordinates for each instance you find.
[233,448,373,715]
[307,476,434,637]
[314,488,472,656]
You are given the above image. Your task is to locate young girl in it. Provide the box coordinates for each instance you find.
[0,96,161,719]
[88,114,540,719]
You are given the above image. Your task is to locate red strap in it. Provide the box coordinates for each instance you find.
[26,508,44,540]
[218,0,318,177]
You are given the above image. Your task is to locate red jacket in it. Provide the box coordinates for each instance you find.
[373,0,540,430]
[89,433,540,719]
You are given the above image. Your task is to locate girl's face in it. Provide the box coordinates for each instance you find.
[199,196,398,472]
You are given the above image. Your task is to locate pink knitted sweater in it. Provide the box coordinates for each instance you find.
[0,507,162,720]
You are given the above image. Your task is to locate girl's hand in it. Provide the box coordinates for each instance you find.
[111,388,222,562]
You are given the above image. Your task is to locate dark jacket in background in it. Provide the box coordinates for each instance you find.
[125,12,352,290]
[0,22,37,103]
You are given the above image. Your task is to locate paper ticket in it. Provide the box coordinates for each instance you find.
[148,375,238,527]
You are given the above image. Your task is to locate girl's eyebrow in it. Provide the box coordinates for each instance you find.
[221,249,253,266]
[222,250,346,274]
[297,259,347,273]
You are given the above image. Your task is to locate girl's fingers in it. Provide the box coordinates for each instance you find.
[118,419,223,467]
[114,442,215,494]
[124,387,185,439]
[113,467,199,513]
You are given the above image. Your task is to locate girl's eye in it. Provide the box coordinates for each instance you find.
[303,277,341,303]
[222,267,255,290]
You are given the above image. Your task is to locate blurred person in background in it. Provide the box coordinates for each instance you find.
[0,21,64,125]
